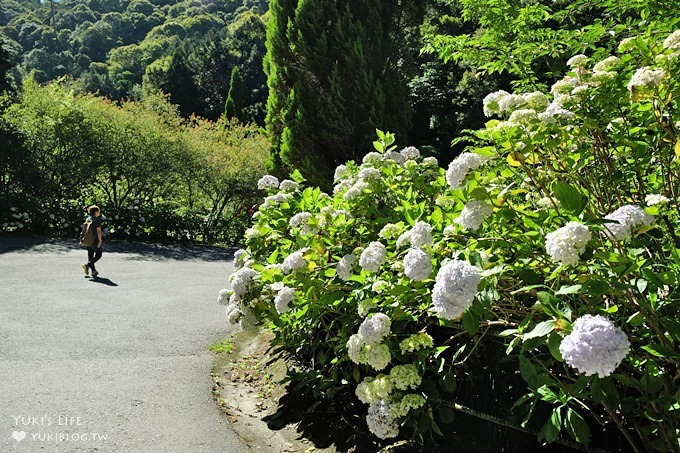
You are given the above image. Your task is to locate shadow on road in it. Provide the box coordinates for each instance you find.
[88,276,118,286]
[0,235,236,262]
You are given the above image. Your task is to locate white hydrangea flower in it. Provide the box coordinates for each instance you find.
[593,56,620,72]
[400,333,434,353]
[363,152,383,165]
[333,178,352,194]
[379,223,402,240]
[334,164,349,181]
[233,249,247,269]
[366,400,399,439]
[371,280,389,292]
[663,30,680,50]
[356,376,393,404]
[603,204,654,240]
[551,77,578,95]
[403,248,432,281]
[344,181,369,201]
[567,54,589,68]
[522,91,549,111]
[545,221,591,265]
[226,303,243,325]
[282,249,308,273]
[422,156,439,167]
[274,286,295,314]
[482,90,510,117]
[389,364,421,391]
[618,36,636,52]
[454,200,493,231]
[539,101,575,122]
[359,241,387,273]
[498,93,525,114]
[217,288,231,305]
[431,259,481,320]
[358,167,381,183]
[645,194,670,206]
[229,267,258,297]
[390,394,426,419]
[347,334,368,364]
[446,152,485,190]
[359,313,391,345]
[408,221,433,248]
[400,146,421,160]
[384,151,405,164]
[559,314,630,378]
[262,192,292,208]
[279,179,299,192]
[336,254,356,281]
[395,229,412,249]
[627,67,667,93]
[289,212,312,228]
[366,343,391,371]
[244,228,261,240]
[257,174,279,190]
[358,299,378,317]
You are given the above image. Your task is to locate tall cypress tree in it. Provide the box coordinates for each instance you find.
[225,65,244,121]
[264,0,419,187]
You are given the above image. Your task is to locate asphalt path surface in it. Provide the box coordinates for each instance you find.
[0,236,249,452]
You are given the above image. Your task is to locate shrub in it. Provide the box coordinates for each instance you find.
[223,30,679,451]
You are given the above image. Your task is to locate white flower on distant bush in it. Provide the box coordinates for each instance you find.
[645,194,670,206]
[226,303,243,324]
[550,77,578,95]
[603,204,654,240]
[627,67,667,94]
[371,280,389,292]
[663,30,680,50]
[498,93,525,114]
[289,212,316,234]
[400,146,420,160]
[282,249,308,273]
[400,333,434,353]
[257,175,279,190]
[366,343,391,370]
[359,313,391,345]
[366,400,399,439]
[274,286,295,314]
[567,54,589,68]
[262,192,291,208]
[356,376,393,404]
[279,179,300,192]
[347,334,368,364]
[244,227,261,240]
[234,249,247,269]
[390,394,426,419]
[344,181,369,201]
[432,259,481,320]
[358,167,381,182]
[389,364,421,391]
[539,101,575,122]
[359,241,387,273]
[230,267,258,297]
[446,152,485,190]
[593,56,620,72]
[545,222,591,265]
[422,156,439,167]
[358,299,378,317]
[403,248,432,281]
[559,314,630,378]
[336,254,356,281]
[454,200,493,232]
[482,90,510,117]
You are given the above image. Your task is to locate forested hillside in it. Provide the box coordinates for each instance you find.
[0,0,267,122]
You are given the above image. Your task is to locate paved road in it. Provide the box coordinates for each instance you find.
[0,236,248,452]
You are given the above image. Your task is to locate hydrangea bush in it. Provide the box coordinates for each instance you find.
[221,31,679,451]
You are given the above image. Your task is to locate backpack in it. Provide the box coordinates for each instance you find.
[79,219,95,247]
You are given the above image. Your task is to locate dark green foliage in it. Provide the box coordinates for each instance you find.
[265,0,422,187]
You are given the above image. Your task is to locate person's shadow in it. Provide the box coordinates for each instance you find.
[87,276,118,287]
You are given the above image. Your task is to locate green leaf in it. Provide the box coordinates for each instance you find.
[462,311,479,335]
[438,407,455,424]
[442,373,457,393]
[555,285,582,295]
[565,408,590,446]
[537,385,560,404]
[523,320,554,340]
[539,408,562,443]
[641,343,680,358]
[548,332,564,362]
[553,181,587,214]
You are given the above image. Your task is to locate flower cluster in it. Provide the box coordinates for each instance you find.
[274,286,295,314]
[366,400,399,439]
[230,267,258,297]
[445,153,485,190]
[336,254,356,281]
[359,241,387,272]
[400,333,434,353]
[403,247,432,281]
[257,174,279,190]
[545,221,591,265]
[358,313,391,345]
[431,260,481,320]
[454,200,493,232]
[559,315,630,378]
[603,205,654,240]
[282,249,308,273]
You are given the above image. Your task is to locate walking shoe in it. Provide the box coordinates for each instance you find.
[82,264,89,276]
[91,269,99,277]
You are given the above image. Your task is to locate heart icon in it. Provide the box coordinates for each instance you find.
[12,430,27,442]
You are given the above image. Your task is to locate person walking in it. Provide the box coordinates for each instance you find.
[81,205,103,277]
